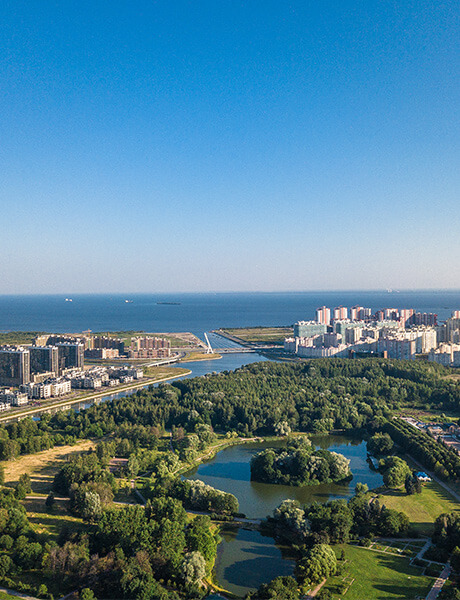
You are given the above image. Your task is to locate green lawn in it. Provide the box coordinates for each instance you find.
[374,480,460,535]
[23,497,88,541]
[324,544,434,599]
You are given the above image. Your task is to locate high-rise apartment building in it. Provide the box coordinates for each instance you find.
[333,306,348,321]
[399,309,415,327]
[56,343,84,372]
[350,306,372,321]
[29,346,59,376]
[0,347,30,386]
[316,306,331,326]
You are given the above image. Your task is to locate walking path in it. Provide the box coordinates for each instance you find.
[425,564,451,600]
[0,587,39,600]
[302,578,326,599]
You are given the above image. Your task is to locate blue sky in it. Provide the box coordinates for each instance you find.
[1,1,459,293]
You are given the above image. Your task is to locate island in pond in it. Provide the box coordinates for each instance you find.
[250,436,352,486]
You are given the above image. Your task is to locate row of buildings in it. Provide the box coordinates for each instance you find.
[0,342,84,387]
[34,333,172,361]
[0,362,144,411]
[285,306,460,365]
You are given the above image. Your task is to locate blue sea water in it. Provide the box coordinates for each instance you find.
[0,290,459,335]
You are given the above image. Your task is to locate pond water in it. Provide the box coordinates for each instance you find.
[213,526,296,598]
[186,434,383,519]
[185,434,383,597]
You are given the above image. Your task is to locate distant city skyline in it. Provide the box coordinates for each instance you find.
[1,1,459,293]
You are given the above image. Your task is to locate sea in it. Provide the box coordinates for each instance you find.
[0,290,459,336]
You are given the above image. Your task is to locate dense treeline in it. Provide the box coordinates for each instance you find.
[250,436,351,486]
[384,419,460,480]
[1,359,459,461]
[142,475,239,515]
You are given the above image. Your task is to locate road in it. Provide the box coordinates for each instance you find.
[0,369,191,424]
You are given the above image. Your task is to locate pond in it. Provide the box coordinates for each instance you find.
[185,434,383,597]
[186,434,383,519]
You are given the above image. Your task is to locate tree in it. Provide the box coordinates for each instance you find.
[37,584,48,598]
[355,483,368,496]
[367,433,394,456]
[186,515,217,572]
[127,454,140,478]
[80,589,96,600]
[296,544,337,585]
[275,421,291,436]
[45,491,55,511]
[450,546,460,573]
[81,491,102,521]
[382,457,411,489]
[257,576,299,599]
[181,551,206,585]
[405,473,421,495]
[0,466,4,486]
[0,554,13,578]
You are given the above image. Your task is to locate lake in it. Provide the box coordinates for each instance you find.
[185,434,382,596]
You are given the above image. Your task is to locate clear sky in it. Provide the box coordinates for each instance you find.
[1,1,459,293]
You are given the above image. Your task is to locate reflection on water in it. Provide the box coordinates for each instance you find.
[186,434,383,519]
[185,434,383,597]
[215,526,295,598]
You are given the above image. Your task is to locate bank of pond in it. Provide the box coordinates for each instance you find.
[184,434,384,597]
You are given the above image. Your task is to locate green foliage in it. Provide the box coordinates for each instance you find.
[256,575,299,599]
[385,419,460,480]
[273,489,410,544]
[450,546,460,573]
[185,516,217,574]
[15,473,32,500]
[250,437,351,486]
[367,432,394,456]
[153,478,239,514]
[181,551,206,584]
[433,512,460,551]
[380,456,411,489]
[404,472,422,495]
[296,543,337,585]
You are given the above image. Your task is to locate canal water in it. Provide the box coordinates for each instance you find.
[185,434,383,597]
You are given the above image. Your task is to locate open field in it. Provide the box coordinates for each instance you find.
[23,497,87,541]
[220,326,293,344]
[139,365,190,378]
[374,480,460,536]
[324,544,434,599]
[1,440,95,493]
[0,331,48,345]
[180,352,222,362]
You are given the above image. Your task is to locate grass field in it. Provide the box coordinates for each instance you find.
[1,439,95,493]
[180,352,222,362]
[324,544,434,599]
[23,497,87,541]
[221,326,293,344]
[141,365,191,378]
[374,480,460,535]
